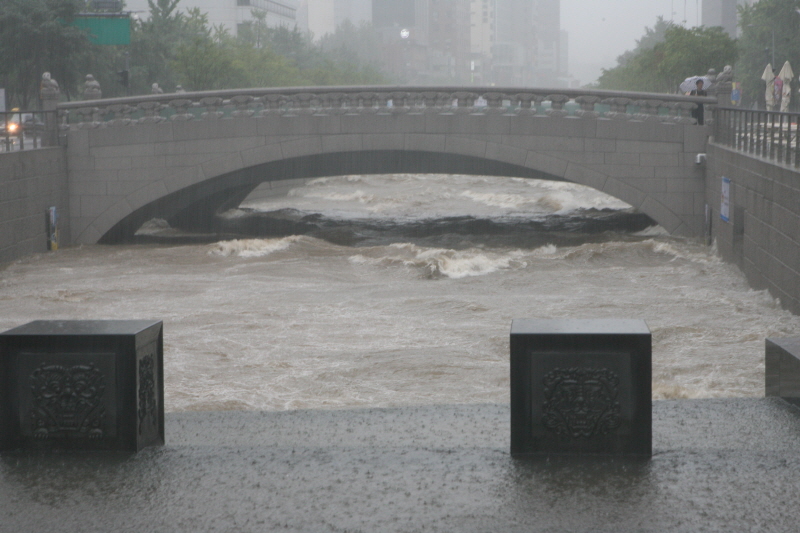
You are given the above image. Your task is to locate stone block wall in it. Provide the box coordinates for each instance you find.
[0,148,69,264]
[65,114,707,243]
[706,143,800,314]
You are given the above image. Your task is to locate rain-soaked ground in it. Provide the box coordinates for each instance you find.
[3,398,800,532]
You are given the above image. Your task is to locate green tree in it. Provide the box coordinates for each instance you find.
[597,19,737,94]
[613,17,673,69]
[737,0,800,107]
[127,0,187,93]
[0,0,391,105]
[0,0,91,107]
[657,25,738,90]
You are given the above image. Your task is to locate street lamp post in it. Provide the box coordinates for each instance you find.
[748,24,776,67]
[770,29,775,67]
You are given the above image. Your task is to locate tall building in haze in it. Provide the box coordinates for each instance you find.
[301,0,371,40]
[701,0,738,37]
[123,0,301,36]
[470,0,561,86]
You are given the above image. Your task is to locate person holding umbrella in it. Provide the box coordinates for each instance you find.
[689,79,707,125]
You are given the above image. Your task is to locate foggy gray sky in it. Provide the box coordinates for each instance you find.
[562,0,702,85]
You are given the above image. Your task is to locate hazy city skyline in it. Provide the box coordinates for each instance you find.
[122,0,711,87]
[562,0,702,84]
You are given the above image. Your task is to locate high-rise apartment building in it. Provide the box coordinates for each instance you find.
[533,0,560,86]
[471,0,561,86]
[701,0,738,37]
[301,0,372,40]
[428,0,471,82]
[469,0,493,83]
[123,0,301,36]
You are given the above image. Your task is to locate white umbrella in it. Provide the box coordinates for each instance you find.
[762,63,775,109]
[779,61,793,112]
[680,76,713,93]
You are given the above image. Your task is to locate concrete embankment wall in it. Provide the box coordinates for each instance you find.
[0,148,70,264]
[706,142,800,314]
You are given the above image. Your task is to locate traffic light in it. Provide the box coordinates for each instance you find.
[117,69,129,88]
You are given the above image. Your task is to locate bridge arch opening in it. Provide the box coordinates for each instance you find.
[100,150,658,244]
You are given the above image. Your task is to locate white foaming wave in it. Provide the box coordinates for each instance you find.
[648,240,724,265]
[350,243,528,279]
[557,239,665,262]
[306,175,366,187]
[548,239,724,267]
[531,244,559,256]
[208,236,304,258]
[216,208,252,220]
[460,190,542,211]
[518,179,587,191]
[517,179,632,212]
[298,189,377,204]
[635,225,669,237]
[135,218,172,235]
[468,180,631,214]
[548,192,631,214]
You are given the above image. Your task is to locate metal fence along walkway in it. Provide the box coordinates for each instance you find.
[714,107,800,167]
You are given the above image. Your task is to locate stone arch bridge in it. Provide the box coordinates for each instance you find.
[58,86,712,243]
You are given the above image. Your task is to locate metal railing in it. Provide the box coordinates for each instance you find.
[0,110,56,152]
[714,106,800,167]
[57,86,715,129]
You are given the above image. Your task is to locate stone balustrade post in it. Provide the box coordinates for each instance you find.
[54,87,717,131]
[200,97,225,120]
[230,95,255,118]
[574,95,601,119]
[602,97,632,120]
[545,94,570,118]
[169,99,195,121]
[40,72,60,146]
[512,93,543,116]
[482,92,506,114]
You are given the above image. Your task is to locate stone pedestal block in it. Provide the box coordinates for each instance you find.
[510,319,651,457]
[0,320,164,452]
[765,337,800,408]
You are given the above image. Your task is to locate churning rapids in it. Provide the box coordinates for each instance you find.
[2,174,799,412]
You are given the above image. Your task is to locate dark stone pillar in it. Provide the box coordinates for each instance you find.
[39,72,60,147]
[0,320,164,452]
[765,337,800,408]
[510,319,652,457]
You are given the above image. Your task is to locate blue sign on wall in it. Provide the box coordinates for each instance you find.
[720,176,730,222]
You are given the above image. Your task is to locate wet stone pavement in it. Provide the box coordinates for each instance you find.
[2,399,800,532]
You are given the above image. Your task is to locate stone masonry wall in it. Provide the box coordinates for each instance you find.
[0,148,69,264]
[706,142,800,314]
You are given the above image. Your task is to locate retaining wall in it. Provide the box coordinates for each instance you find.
[706,142,800,314]
[0,148,69,264]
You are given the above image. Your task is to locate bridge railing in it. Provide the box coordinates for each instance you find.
[56,86,714,130]
[714,106,800,167]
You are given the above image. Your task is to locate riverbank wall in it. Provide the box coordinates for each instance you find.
[0,147,69,265]
[706,142,800,314]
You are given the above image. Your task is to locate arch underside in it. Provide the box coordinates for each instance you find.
[99,150,650,243]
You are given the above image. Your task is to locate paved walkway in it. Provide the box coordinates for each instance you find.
[2,398,800,532]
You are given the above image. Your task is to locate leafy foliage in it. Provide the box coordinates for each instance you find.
[0,0,391,107]
[0,0,91,107]
[131,2,390,92]
[597,18,737,94]
[737,0,800,107]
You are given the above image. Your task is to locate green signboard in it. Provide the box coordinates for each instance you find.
[74,15,131,45]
